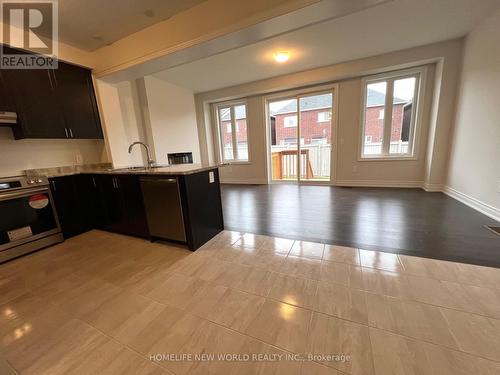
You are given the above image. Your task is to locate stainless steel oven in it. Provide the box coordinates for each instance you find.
[0,176,63,263]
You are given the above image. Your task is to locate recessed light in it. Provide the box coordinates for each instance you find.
[273,51,290,63]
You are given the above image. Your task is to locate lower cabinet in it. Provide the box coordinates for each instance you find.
[49,170,224,249]
[50,174,97,239]
[93,174,149,238]
[50,174,148,239]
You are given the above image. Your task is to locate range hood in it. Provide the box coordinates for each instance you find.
[0,111,17,124]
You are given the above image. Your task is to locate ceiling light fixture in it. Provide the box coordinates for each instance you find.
[273,51,290,63]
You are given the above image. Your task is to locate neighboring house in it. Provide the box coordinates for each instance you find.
[219,107,248,146]
[267,90,411,147]
[219,89,412,151]
[363,89,411,146]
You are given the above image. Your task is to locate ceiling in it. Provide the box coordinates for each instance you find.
[57,0,207,51]
[153,0,500,93]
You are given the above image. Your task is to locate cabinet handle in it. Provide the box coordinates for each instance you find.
[92,177,96,188]
[51,181,56,191]
[69,128,74,138]
[112,178,116,189]
[64,128,69,138]
[115,178,120,189]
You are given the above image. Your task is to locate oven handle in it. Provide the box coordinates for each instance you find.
[0,187,49,201]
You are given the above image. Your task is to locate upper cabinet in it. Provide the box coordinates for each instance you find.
[7,68,67,138]
[54,63,103,139]
[0,46,103,140]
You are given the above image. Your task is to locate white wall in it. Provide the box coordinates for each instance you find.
[142,75,201,164]
[95,80,146,168]
[0,128,107,177]
[446,8,500,219]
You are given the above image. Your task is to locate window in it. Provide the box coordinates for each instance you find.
[317,111,331,122]
[361,69,421,158]
[216,103,249,162]
[283,115,297,127]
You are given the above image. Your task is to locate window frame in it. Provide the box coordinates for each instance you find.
[359,67,426,161]
[214,100,250,164]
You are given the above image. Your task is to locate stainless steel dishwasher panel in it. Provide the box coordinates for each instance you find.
[140,177,186,242]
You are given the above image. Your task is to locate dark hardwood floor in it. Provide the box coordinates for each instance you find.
[221,184,500,267]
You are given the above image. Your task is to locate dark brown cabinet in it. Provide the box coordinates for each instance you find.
[54,63,103,139]
[50,174,97,238]
[0,71,15,112]
[0,45,103,139]
[8,68,67,139]
[48,170,224,250]
[94,175,149,238]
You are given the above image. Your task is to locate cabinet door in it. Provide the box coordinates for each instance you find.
[54,63,103,139]
[0,71,15,112]
[95,175,125,233]
[50,176,86,238]
[116,175,149,238]
[4,68,66,139]
[74,174,101,231]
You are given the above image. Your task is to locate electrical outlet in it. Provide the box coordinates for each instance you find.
[75,153,83,165]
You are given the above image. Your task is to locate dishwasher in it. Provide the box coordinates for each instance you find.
[140,177,186,242]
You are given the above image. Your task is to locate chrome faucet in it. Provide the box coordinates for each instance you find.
[128,141,155,168]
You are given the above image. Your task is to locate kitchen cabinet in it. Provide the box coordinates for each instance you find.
[8,68,67,139]
[47,168,223,250]
[54,63,103,139]
[180,169,224,249]
[49,175,97,238]
[0,71,14,112]
[0,45,103,139]
[94,175,149,238]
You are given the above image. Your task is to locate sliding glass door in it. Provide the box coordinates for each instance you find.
[269,91,334,183]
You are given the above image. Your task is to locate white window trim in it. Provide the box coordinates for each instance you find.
[359,67,426,161]
[214,100,250,164]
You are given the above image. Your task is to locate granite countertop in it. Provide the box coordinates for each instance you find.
[25,163,224,178]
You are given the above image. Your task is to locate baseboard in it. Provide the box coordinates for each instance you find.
[335,180,423,188]
[442,186,500,222]
[421,183,444,192]
[220,178,267,185]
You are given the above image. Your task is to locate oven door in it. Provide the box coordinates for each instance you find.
[0,187,61,252]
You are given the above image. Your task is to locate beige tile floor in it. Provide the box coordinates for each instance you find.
[1,230,500,374]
